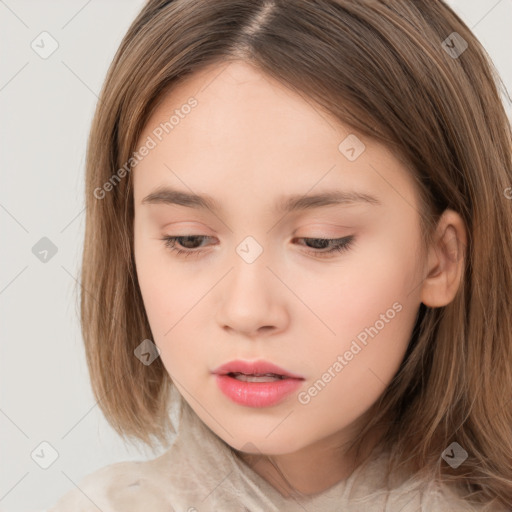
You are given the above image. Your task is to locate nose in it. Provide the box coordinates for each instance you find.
[215,258,289,338]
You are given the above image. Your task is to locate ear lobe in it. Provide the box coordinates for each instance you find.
[420,210,467,308]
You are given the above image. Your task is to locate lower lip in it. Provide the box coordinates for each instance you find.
[214,374,303,408]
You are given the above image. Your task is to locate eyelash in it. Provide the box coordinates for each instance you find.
[160,235,355,259]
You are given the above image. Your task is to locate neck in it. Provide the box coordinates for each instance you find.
[237,422,388,498]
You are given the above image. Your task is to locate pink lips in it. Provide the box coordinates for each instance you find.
[212,359,305,379]
[211,359,305,408]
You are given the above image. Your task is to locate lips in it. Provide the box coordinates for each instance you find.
[211,359,305,380]
[212,359,305,408]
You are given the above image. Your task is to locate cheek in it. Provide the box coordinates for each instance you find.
[134,241,211,376]
[134,237,178,337]
[292,229,420,341]
[137,263,196,338]
[296,279,417,431]
[293,229,421,390]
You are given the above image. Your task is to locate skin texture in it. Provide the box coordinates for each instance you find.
[132,60,467,496]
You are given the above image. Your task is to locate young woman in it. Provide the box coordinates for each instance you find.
[50,0,512,510]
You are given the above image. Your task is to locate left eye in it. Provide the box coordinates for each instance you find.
[160,235,355,259]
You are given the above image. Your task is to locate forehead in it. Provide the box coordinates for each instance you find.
[132,60,418,215]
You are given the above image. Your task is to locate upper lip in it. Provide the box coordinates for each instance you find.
[212,359,305,379]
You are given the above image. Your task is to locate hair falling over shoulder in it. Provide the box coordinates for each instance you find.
[79,1,512,509]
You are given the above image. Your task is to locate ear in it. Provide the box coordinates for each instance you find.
[420,209,467,308]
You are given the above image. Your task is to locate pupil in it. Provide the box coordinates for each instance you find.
[307,238,329,249]
[181,236,201,249]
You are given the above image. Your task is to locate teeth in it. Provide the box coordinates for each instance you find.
[229,372,286,382]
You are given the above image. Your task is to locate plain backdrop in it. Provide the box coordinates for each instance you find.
[0,1,511,510]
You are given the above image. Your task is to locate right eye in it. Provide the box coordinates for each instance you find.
[161,235,213,258]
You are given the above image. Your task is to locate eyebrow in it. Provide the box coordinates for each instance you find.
[141,186,381,213]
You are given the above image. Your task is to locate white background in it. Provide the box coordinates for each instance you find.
[1,1,511,510]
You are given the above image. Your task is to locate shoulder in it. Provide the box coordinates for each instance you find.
[422,481,503,512]
[373,451,498,512]
[48,458,175,512]
[353,453,493,512]
[388,475,496,512]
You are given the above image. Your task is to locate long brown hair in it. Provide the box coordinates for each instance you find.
[80,0,512,508]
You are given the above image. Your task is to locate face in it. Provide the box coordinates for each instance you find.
[132,60,426,457]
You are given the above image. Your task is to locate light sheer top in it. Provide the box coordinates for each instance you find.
[49,386,492,512]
